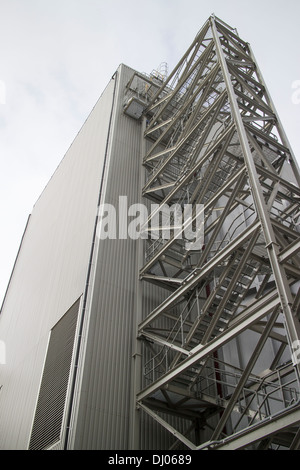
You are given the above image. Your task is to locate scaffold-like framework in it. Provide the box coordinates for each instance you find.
[131,15,300,450]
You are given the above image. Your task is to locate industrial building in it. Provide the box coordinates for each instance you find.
[0,15,300,450]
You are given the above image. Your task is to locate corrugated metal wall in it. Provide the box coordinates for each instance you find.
[67,64,189,450]
[68,64,143,450]
[0,74,117,449]
[0,62,183,450]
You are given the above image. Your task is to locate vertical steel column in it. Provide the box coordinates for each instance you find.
[247,43,300,185]
[210,16,300,373]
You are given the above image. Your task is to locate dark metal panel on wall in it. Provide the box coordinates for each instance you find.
[29,299,80,450]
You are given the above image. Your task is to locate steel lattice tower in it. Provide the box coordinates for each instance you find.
[129,15,300,450]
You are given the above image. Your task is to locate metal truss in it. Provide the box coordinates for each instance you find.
[128,15,300,450]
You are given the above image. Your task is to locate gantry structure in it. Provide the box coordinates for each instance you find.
[125,15,300,450]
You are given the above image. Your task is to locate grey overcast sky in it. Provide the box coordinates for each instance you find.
[0,0,299,304]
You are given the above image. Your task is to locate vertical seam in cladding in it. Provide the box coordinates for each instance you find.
[63,71,119,450]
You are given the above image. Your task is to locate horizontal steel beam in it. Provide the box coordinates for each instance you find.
[212,405,300,450]
[141,162,246,275]
[137,289,280,402]
[140,330,190,356]
[279,238,300,263]
[145,19,211,114]
[139,220,260,330]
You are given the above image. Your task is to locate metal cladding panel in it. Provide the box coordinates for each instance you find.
[0,78,116,449]
[68,64,185,450]
[69,64,143,450]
